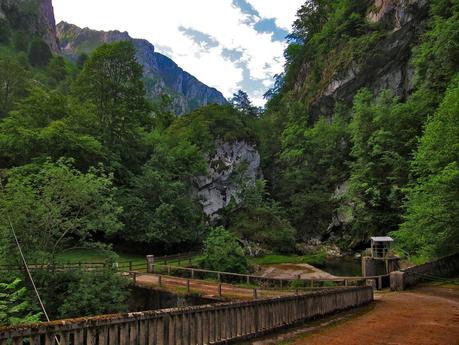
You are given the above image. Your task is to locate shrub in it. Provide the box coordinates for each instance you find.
[199,227,249,274]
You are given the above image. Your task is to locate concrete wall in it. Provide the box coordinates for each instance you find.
[391,252,459,291]
[0,287,373,345]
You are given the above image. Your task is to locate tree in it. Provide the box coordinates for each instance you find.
[0,19,11,45]
[392,79,459,258]
[230,90,258,117]
[0,57,29,118]
[118,132,207,246]
[76,41,150,151]
[345,89,430,243]
[290,0,333,41]
[28,39,52,67]
[0,86,105,169]
[222,180,296,254]
[0,160,123,263]
[47,56,68,85]
[57,268,129,319]
[199,227,249,274]
[277,112,350,241]
[0,278,41,326]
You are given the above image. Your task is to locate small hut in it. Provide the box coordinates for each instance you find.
[370,236,394,259]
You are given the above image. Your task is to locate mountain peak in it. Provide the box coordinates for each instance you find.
[56,21,226,115]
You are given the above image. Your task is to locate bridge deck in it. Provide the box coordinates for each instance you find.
[133,273,296,300]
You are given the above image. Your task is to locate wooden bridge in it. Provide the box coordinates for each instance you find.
[0,286,373,345]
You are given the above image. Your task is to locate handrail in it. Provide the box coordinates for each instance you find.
[149,262,389,282]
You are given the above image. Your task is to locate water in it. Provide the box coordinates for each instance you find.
[320,257,387,277]
[128,287,214,312]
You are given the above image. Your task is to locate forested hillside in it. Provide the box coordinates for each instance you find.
[260,0,459,258]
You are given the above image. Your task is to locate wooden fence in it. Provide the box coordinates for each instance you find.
[0,286,373,344]
[144,262,389,290]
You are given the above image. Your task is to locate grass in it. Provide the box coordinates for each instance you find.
[249,253,327,267]
[55,248,199,267]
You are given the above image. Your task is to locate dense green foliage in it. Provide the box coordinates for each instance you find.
[260,0,459,258]
[52,268,130,319]
[0,160,122,263]
[199,227,249,274]
[392,79,459,257]
[222,180,296,254]
[0,278,41,326]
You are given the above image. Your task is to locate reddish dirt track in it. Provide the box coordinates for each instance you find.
[289,286,459,345]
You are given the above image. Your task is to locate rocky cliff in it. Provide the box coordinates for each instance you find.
[56,22,226,115]
[195,140,262,218]
[304,0,429,119]
[0,0,60,53]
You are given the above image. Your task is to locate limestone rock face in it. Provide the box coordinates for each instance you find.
[307,0,429,120]
[0,0,60,53]
[56,22,226,115]
[195,140,262,218]
[39,0,60,53]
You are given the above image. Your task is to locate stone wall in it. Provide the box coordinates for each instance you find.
[390,253,459,291]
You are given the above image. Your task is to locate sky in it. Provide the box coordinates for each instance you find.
[52,0,305,106]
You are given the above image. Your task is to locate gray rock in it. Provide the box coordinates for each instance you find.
[307,0,429,120]
[194,140,261,218]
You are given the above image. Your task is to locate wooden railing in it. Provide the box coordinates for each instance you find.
[144,262,390,290]
[0,286,373,344]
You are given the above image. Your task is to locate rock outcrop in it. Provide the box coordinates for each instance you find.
[195,140,262,218]
[0,0,60,53]
[307,0,429,120]
[56,22,226,115]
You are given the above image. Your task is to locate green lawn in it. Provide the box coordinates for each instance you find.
[55,248,200,267]
[249,253,327,267]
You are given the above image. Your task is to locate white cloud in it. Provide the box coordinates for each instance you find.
[52,0,303,106]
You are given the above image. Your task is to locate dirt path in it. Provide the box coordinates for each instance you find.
[257,263,335,280]
[253,285,459,345]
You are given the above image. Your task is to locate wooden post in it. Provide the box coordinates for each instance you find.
[187,279,191,294]
[133,272,137,285]
[253,288,258,300]
[167,265,171,275]
[344,279,348,287]
[191,269,195,279]
[218,283,222,297]
[217,272,221,282]
[158,275,162,287]
[378,276,383,290]
[246,275,250,285]
[146,255,154,273]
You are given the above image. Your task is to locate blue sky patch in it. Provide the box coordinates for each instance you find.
[222,48,244,62]
[254,18,289,42]
[179,26,219,49]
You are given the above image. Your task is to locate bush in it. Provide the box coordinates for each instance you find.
[199,227,249,274]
